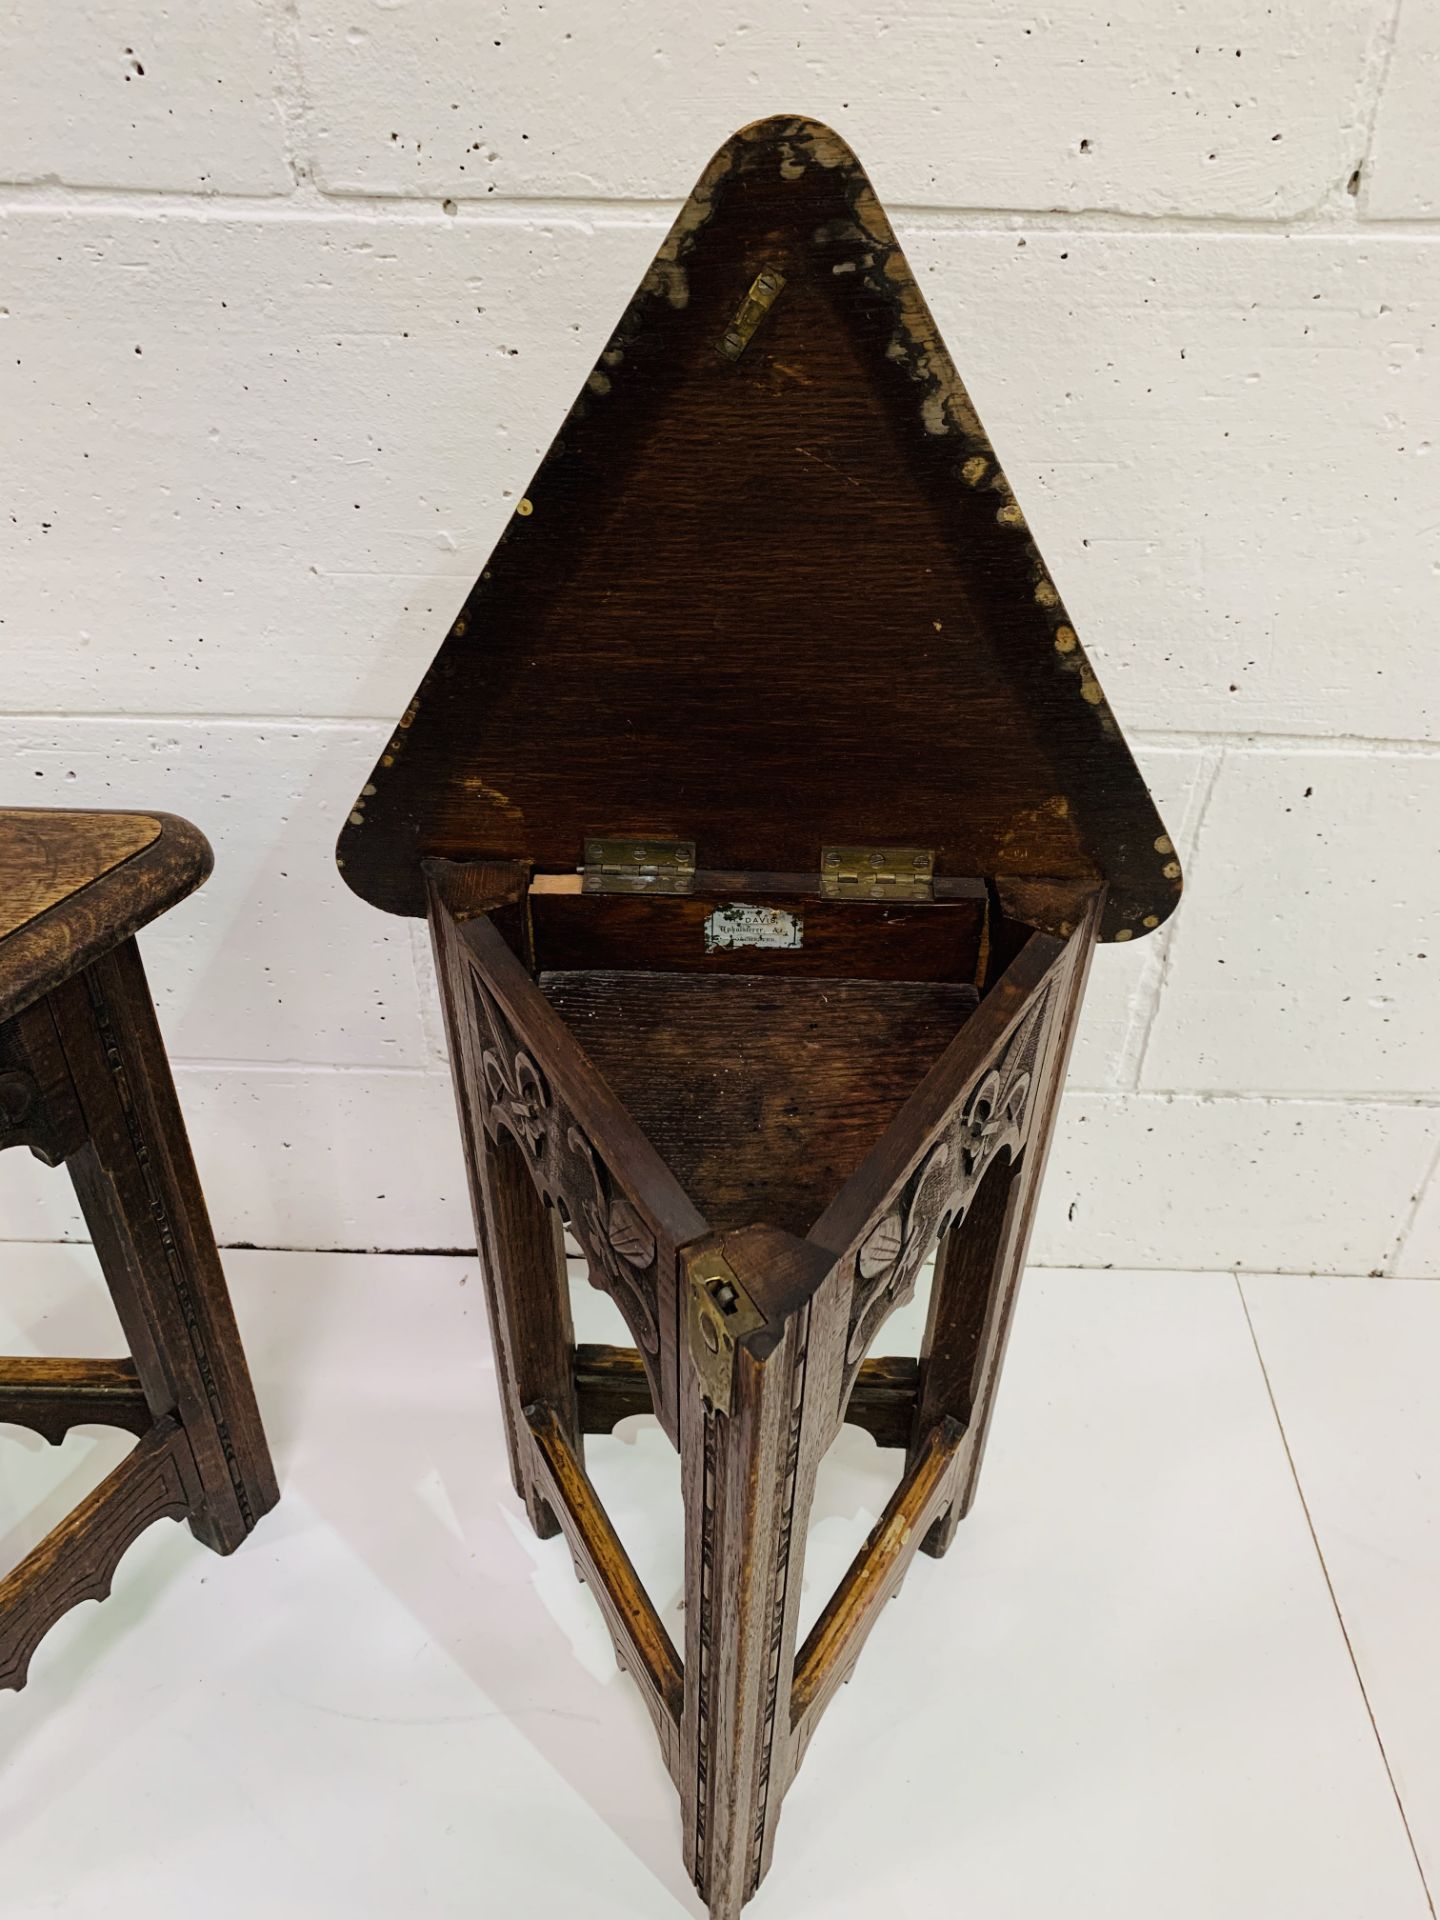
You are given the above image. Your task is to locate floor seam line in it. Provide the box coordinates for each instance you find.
[1236,1275,1436,1918]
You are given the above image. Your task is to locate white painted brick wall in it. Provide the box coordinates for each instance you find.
[3,1,1438,1277]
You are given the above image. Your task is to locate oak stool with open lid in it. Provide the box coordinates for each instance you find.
[338,116,1181,1919]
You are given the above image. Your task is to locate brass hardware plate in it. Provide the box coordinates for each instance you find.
[820,846,935,901]
[685,1249,766,1416]
[717,265,786,362]
[582,837,697,895]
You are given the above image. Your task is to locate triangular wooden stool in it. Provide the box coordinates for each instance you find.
[339,116,1180,1918]
[1,808,278,1690]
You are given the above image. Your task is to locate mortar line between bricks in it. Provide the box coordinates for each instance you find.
[7,177,1440,237]
[5,712,1440,757]
[0,711,389,731]
[1065,1089,1440,1108]
[1127,729,1440,756]
[1237,1276,1438,1918]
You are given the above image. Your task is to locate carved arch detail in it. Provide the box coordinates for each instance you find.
[841,983,1053,1394]
[468,974,665,1360]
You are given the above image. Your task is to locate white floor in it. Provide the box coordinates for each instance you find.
[1,1245,1436,1920]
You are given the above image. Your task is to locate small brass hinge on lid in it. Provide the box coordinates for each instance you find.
[581,838,697,896]
[820,846,935,902]
[684,1248,766,1416]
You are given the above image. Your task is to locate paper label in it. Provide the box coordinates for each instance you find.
[703,904,803,953]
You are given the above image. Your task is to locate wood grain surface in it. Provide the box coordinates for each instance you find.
[0,809,159,943]
[0,808,212,1025]
[340,112,1182,1919]
[337,116,1179,944]
[539,968,979,1236]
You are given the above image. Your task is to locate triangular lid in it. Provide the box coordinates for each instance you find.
[338,116,1180,942]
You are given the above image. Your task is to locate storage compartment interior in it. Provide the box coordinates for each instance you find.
[531,878,1028,1238]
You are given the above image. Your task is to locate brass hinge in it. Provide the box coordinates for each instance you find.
[820,846,935,902]
[685,1248,766,1416]
[581,837,697,896]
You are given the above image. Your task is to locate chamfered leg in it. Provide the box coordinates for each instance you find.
[910,902,1101,1554]
[475,1124,580,1540]
[429,895,527,1504]
[429,900,579,1539]
[680,1229,834,1920]
[907,1151,1023,1557]
[51,940,277,1555]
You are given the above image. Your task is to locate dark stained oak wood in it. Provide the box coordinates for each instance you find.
[341,112,1182,1920]
[944,889,1104,1538]
[0,1357,153,1445]
[573,1343,658,1435]
[807,927,1065,1277]
[338,120,1180,945]
[1,805,277,1692]
[0,808,212,1024]
[526,1400,684,1778]
[476,1126,578,1540]
[539,969,980,1238]
[531,884,990,984]
[0,1415,198,1692]
[445,906,708,1449]
[677,1225,838,1916]
[0,811,160,942]
[790,1414,963,1736]
[55,940,279,1554]
[576,1342,919,1450]
[907,1152,1021,1527]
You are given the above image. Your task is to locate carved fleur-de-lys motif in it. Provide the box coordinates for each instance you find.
[472,980,549,1158]
[567,1126,661,1354]
[958,1063,1031,1183]
[844,998,1047,1373]
[847,1141,953,1366]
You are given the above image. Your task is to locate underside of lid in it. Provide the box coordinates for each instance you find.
[337,115,1181,942]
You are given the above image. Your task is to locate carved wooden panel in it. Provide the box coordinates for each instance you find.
[0,1004,85,1168]
[838,980,1055,1399]
[0,1415,197,1692]
[466,967,670,1395]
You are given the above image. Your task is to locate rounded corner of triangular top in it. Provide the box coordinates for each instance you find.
[339,119,1181,940]
[722,113,867,172]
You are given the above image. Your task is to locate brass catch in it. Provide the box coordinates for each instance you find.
[820,846,935,902]
[685,1248,766,1416]
[582,837,697,895]
[717,265,786,362]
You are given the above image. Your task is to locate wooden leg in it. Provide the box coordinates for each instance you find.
[429,899,528,1505]
[908,1151,1023,1557]
[954,906,1099,1524]
[476,1125,580,1539]
[0,1416,198,1691]
[681,1246,819,1920]
[429,904,581,1539]
[910,900,1102,1553]
[50,942,277,1555]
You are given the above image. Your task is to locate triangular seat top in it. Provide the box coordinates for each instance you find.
[338,116,1179,943]
[0,807,212,1022]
